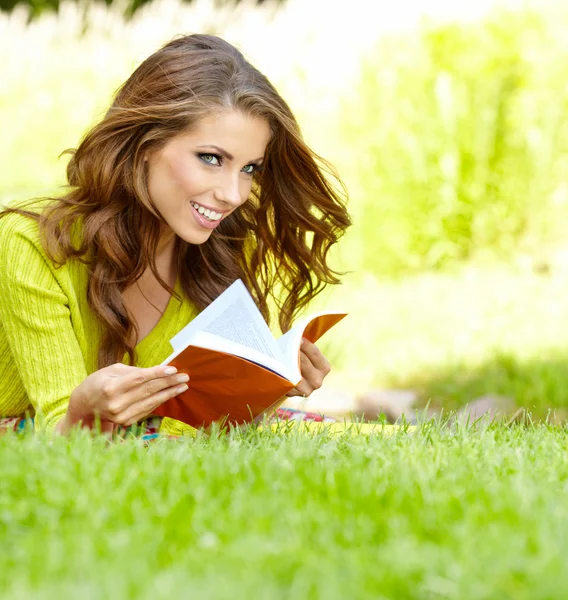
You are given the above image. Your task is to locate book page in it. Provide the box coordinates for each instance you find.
[188,331,295,381]
[166,279,283,362]
[276,312,348,381]
[276,322,306,381]
[203,297,279,358]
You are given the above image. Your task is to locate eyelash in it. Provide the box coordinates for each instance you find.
[198,153,261,175]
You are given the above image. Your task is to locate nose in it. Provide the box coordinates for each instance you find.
[213,172,243,208]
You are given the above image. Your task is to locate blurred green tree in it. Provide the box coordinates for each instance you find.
[0,0,277,20]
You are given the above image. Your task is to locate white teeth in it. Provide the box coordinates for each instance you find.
[191,202,222,221]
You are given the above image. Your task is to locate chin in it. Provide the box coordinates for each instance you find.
[176,226,214,246]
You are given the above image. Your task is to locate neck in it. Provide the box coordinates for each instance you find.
[149,230,177,285]
[157,231,176,261]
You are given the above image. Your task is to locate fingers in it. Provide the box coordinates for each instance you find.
[116,380,189,427]
[128,371,189,404]
[108,371,189,417]
[298,350,324,392]
[99,419,115,435]
[107,364,181,396]
[286,387,307,397]
[97,364,189,424]
[289,355,314,397]
[69,363,190,434]
[286,341,331,397]
[300,339,330,372]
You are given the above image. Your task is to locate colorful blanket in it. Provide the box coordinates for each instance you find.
[0,408,336,442]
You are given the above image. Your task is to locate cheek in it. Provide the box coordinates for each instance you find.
[239,178,253,201]
[168,155,195,191]
[147,157,181,201]
[146,167,164,204]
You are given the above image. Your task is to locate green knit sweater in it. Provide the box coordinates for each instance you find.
[0,209,198,436]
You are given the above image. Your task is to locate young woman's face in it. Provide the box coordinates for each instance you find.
[146,109,271,246]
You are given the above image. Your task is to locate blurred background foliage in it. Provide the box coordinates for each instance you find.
[3,0,568,275]
[339,8,568,274]
[0,0,153,19]
[2,0,568,412]
[0,0,277,19]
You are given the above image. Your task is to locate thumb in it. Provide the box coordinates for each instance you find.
[99,420,115,435]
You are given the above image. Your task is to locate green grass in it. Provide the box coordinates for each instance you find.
[3,6,568,595]
[2,423,568,599]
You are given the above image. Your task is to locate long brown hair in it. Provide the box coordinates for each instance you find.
[2,34,351,368]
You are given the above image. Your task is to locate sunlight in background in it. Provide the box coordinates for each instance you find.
[0,0,551,200]
[2,0,568,412]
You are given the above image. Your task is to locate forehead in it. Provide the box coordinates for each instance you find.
[177,110,271,158]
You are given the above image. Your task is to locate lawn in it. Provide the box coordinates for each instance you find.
[2,423,568,599]
[2,3,568,598]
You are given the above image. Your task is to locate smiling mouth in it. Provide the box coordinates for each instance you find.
[190,201,224,222]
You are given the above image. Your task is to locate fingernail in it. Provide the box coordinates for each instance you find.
[176,374,190,383]
[176,384,188,394]
[164,366,177,375]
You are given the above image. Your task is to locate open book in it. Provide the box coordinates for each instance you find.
[152,279,347,428]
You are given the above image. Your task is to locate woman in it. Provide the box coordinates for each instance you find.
[0,33,350,438]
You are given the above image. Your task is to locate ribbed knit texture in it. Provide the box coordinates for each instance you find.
[0,210,198,436]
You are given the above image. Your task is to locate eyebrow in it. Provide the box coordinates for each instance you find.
[196,145,264,163]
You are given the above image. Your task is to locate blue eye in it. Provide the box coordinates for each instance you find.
[198,152,260,175]
[199,153,221,166]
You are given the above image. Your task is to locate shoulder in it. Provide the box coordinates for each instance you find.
[0,208,42,256]
[0,210,38,241]
[0,203,69,293]
[0,197,76,248]
[0,200,62,267]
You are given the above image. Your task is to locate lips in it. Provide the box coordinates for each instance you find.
[189,201,223,230]
[190,201,224,221]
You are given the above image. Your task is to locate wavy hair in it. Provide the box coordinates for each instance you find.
[1,34,351,368]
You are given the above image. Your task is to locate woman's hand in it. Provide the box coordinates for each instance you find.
[57,363,190,435]
[286,338,331,398]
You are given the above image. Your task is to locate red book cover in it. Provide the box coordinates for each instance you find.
[152,296,346,429]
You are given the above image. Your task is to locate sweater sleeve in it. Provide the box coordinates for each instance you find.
[0,215,88,430]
